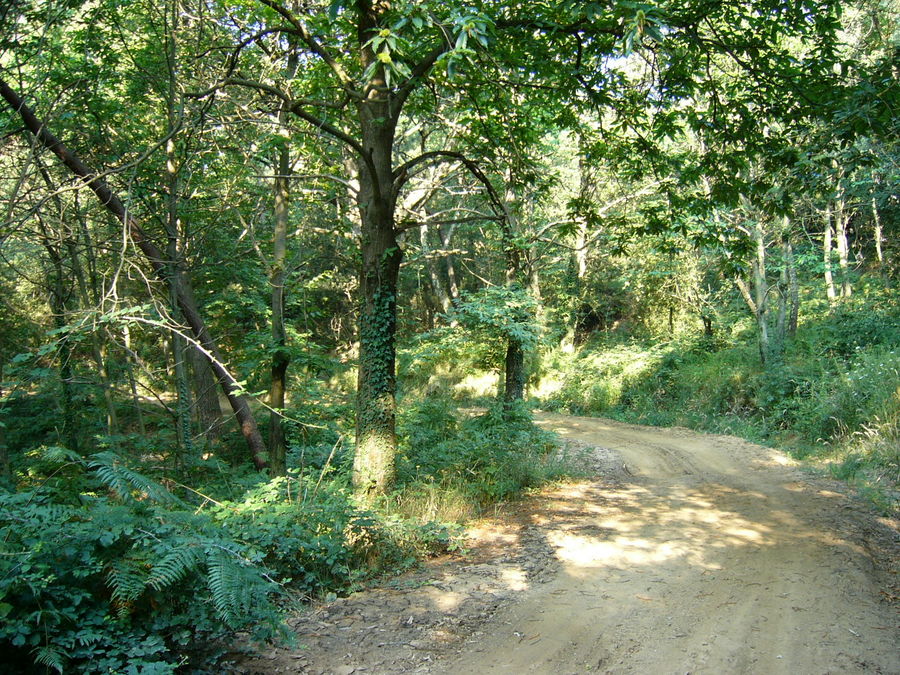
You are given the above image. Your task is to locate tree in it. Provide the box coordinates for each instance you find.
[0,80,270,470]
[186,0,847,495]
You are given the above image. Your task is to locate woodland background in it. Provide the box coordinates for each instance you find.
[0,0,897,671]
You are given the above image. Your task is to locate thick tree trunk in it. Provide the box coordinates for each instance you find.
[0,78,269,470]
[439,224,460,303]
[500,182,527,407]
[421,223,452,314]
[503,340,526,403]
[351,102,402,497]
[189,346,222,440]
[736,217,769,366]
[166,135,194,459]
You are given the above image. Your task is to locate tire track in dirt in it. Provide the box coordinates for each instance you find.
[234,414,899,675]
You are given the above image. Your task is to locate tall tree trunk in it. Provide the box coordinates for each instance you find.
[421,223,452,314]
[35,159,120,434]
[439,224,460,303]
[834,195,852,298]
[164,0,195,461]
[0,78,269,469]
[736,216,770,366]
[0,399,9,486]
[752,219,770,365]
[872,194,884,272]
[267,45,299,476]
[122,324,146,435]
[500,181,527,406]
[351,97,402,497]
[166,147,194,459]
[823,205,837,302]
[268,137,290,476]
[785,234,799,337]
[44,239,80,453]
[189,346,222,440]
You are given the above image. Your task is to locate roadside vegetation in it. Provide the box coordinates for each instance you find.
[536,287,900,515]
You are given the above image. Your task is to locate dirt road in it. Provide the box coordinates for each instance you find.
[237,414,899,674]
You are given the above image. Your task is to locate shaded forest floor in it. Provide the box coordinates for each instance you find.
[230,414,899,674]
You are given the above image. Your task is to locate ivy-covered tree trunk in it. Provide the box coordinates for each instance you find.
[44,243,80,454]
[268,139,291,476]
[350,90,403,497]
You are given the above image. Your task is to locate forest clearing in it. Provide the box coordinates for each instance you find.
[1,0,898,672]
[234,414,899,674]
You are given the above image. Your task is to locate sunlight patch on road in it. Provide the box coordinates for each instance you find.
[499,568,529,591]
[540,484,778,573]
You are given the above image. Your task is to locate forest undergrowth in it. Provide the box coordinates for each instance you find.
[0,388,573,673]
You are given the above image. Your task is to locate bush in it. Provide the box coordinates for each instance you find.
[209,473,403,598]
[398,399,567,506]
[0,451,284,674]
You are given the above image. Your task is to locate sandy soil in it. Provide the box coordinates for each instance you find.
[231,413,899,674]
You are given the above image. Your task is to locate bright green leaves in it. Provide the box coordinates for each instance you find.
[361,24,413,90]
[451,286,540,350]
[619,1,665,54]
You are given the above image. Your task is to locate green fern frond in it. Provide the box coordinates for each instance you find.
[88,452,181,506]
[33,645,65,673]
[148,545,203,591]
[206,548,259,627]
[206,549,239,625]
[107,557,149,612]
[37,445,83,466]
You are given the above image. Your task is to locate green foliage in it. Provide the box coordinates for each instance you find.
[399,287,541,393]
[397,397,571,506]
[451,286,540,352]
[209,474,376,597]
[0,452,286,673]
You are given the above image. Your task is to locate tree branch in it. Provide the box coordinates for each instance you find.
[193,77,368,160]
[393,150,506,222]
[256,0,356,91]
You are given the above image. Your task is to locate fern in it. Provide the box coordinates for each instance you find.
[148,545,203,591]
[33,645,65,673]
[107,557,149,613]
[206,548,245,626]
[205,546,275,628]
[88,452,181,506]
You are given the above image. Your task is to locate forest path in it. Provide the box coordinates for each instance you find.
[236,414,899,675]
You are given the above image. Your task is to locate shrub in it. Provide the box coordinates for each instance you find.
[0,450,285,673]
[398,399,567,506]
